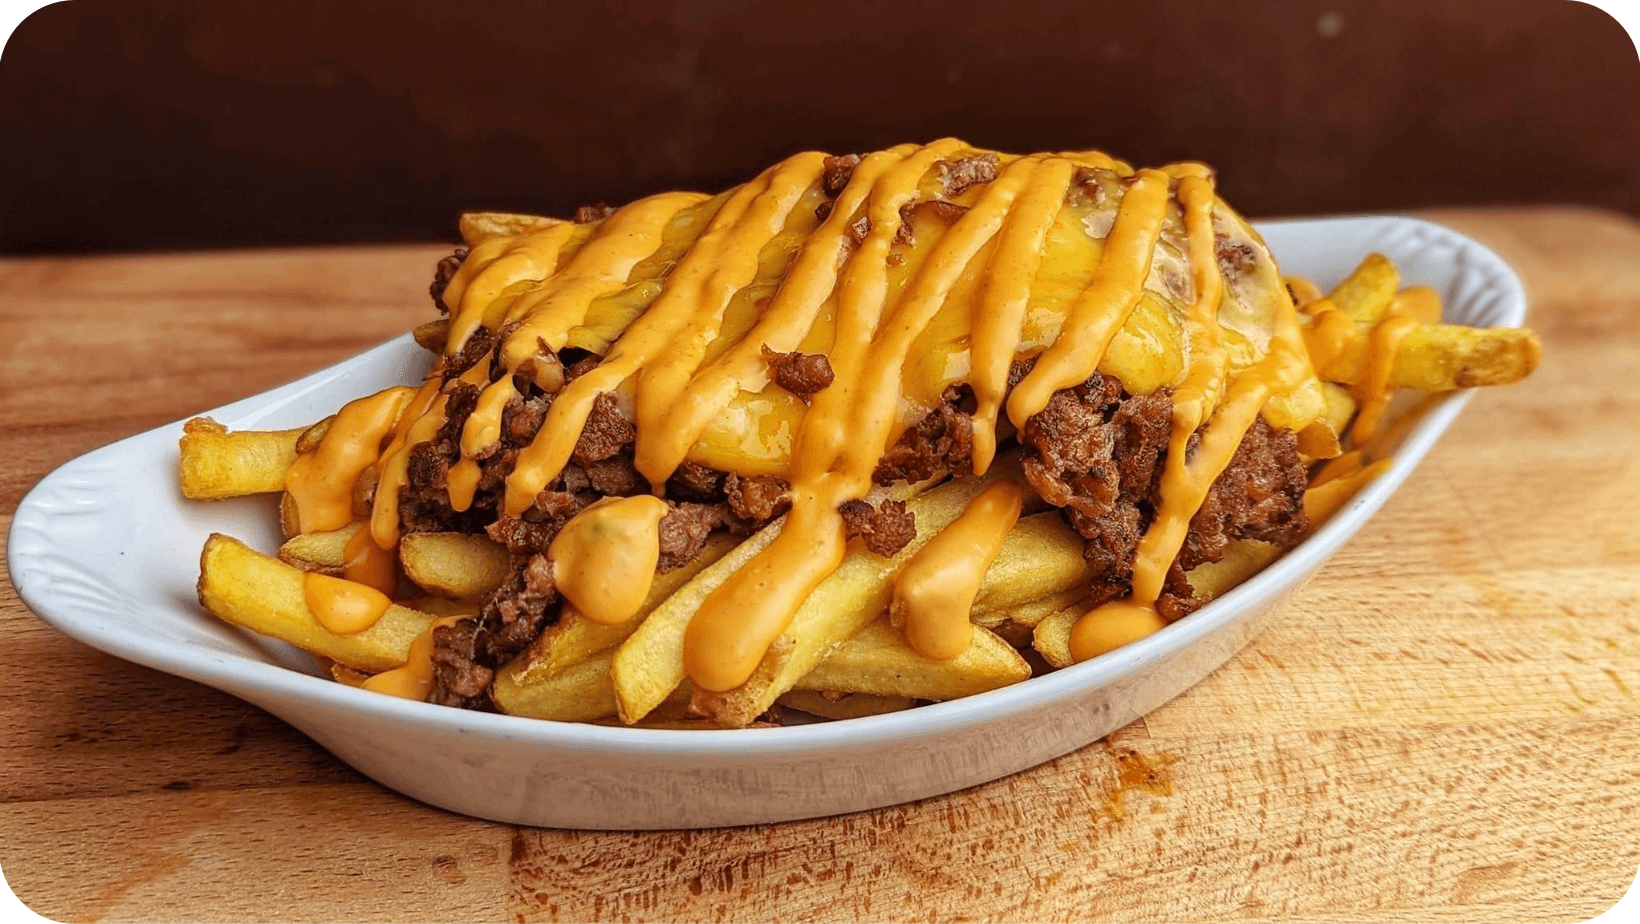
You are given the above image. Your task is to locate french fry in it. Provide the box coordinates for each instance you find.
[413,319,449,353]
[516,534,736,681]
[1296,382,1356,459]
[689,463,1017,727]
[1305,458,1392,524]
[1327,253,1399,325]
[295,416,333,455]
[1033,608,1079,669]
[458,212,565,247]
[493,650,694,723]
[1186,540,1283,599]
[970,511,1091,612]
[975,587,1088,647]
[197,534,433,673]
[610,476,937,724]
[795,619,1030,701]
[179,417,303,500]
[398,595,481,619]
[398,532,511,600]
[1323,324,1541,391]
[778,690,916,720]
[277,521,362,574]
[279,492,301,540]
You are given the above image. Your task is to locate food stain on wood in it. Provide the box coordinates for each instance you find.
[1092,742,1178,823]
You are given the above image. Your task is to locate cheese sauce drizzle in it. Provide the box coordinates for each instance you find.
[304,140,1413,693]
[891,479,1025,660]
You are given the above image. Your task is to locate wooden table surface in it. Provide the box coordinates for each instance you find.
[1,207,1636,923]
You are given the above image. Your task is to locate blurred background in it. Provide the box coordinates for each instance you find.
[1,0,1635,254]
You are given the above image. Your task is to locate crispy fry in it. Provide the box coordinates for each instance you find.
[413,319,450,353]
[517,534,736,681]
[689,465,1016,727]
[1328,253,1400,325]
[197,534,433,673]
[398,532,511,600]
[458,212,566,247]
[494,650,694,724]
[1186,540,1283,599]
[1296,382,1356,459]
[975,587,1089,646]
[1323,324,1540,391]
[777,690,916,720]
[294,416,333,455]
[179,417,303,500]
[1305,458,1392,524]
[277,521,362,574]
[795,619,1030,701]
[971,511,1091,612]
[279,492,300,540]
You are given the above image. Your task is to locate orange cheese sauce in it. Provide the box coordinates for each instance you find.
[891,480,1025,660]
[292,140,1441,686]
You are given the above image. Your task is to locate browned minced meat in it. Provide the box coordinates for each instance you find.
[573,393,636,465]
[429,619,490,709]
[1016,365,1309,620]
[894,199,970,247]
[822,154,861,197]
[657,501,725,573]
[839,498,917,558]
[725,473,790,523]
[936,153,1000,198]
[667,459,724,501]
[874,383,975,486]
[447,325,494,378]
[574,204,617,224]
[429,247,468,314]
[1215,236,1258,279]
[762,345,834,400]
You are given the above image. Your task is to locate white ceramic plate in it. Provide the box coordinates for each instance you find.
[9,216,1526,829]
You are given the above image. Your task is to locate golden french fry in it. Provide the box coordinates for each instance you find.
[1323,324,1541,392]
[279,492,301,540]
[398,595,481,619]
[1033,603,1167,668]
[795,620,1030,701]
[494,650,694,723]
[1305,458,1392,524]
[1285,276,1324,309]
[1328,252,1399,325]
[1186,540,1283,599]
[294,416,333,456]
[413,319,450,353]
[178,417,303,500]
[777,690,916,720]
[610,476,937,724]
[327,659,371,688]
[611,516,787,724]
[690,464,1016,727]
[197,534,433,673]
[970,511,1091,612]
[1296,382,1356,459]
[517,534,736,681]
[974,587,1089,647]
[277,521,362,574]
[398,532,511,600]
[458,212,564,247]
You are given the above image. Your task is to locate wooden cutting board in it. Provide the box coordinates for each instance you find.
[1,207,1635,922]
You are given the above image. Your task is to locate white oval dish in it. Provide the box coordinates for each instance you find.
[8,216,1526,829]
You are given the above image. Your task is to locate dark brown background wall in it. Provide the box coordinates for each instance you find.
[1,0,1636,254]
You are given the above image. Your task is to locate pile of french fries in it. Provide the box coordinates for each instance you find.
[184,251,1538,728]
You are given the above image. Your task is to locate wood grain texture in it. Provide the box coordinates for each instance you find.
[1,209,1636,922]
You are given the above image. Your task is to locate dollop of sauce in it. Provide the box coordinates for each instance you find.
[891,480,1026,660]
[548,495,670,625]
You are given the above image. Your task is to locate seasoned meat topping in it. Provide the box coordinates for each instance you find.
[821,154,861,197]
[573,204,617,224]
[936,153,1000,198]
[572,393,636,465]
[839,498,917,558]
[762,345,835,400]
[874,384,975,486]
[429,247,468,314]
